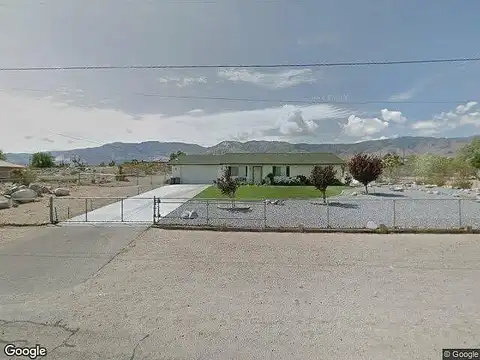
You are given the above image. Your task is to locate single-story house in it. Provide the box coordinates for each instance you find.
[0,160,25,180]
[169,153,346,185]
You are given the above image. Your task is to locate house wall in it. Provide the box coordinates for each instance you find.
[0,167,16,180]
[172,163,346,185]
[172,164,221,184]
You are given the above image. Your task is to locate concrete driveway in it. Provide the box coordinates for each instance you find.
[64,184,209,224]
[1,229,479,360]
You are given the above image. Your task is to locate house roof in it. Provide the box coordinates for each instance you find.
[0,160,25,168]
[170,153,345,165]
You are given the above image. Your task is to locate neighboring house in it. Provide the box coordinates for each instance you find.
[0,160,25,180]
[169,153,346,185]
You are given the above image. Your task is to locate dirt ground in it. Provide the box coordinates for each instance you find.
[0,183,163,225]
[1,229,479,359]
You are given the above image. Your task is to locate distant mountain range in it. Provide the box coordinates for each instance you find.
[6,136,478,166]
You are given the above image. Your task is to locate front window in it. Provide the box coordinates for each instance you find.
[273,166,283,176]
[228,166,239,176]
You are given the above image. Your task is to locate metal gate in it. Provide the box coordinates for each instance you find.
[153,196,162,224]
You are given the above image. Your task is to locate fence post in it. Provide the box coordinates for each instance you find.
[326,200,330,228]
[206,199,209,226]
[263,200,267,229]
[85,198,88,222]
[136,173,139,186]
[458,199,462,228]
[49,196,54,224]
[393,199,396,228]
[78,173,81,184]
[121,198,124,222]
[153,196,156,224]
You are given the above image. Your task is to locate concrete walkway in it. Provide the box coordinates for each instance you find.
[63,184,209,224]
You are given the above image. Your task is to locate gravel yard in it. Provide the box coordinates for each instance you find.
[156,185,480,230]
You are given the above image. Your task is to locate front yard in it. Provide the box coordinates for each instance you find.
[194,185,347,200]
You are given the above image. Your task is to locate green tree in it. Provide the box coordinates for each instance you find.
[216,167,240,207]
[348,153,383,194]
[169,151,186,161]
[0,150,6,161]
[30,152,55,168]
[310,165,337,203]
[382,153,403,182]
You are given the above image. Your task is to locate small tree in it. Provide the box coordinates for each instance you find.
[169,150,186,161]
[30,152,55,168]
[348,153,383,194]
[310,165,337,203]
[382,153,403,182]
[0,150,6,161]
[216,167,240,207]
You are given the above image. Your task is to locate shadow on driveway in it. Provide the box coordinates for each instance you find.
[327,202,360,209]
[369,192,406,198]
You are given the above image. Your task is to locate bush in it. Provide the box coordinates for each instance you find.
[31,152,55,168]
[453,178,472,189]
[295,175,310,185]
[266,173,275,185]
[343,174,353,186]
[11,169,37,186]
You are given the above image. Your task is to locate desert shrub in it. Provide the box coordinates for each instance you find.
[453,178,472,189]
[12,169,37,186]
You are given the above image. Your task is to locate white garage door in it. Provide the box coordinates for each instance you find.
[180,165,217,184]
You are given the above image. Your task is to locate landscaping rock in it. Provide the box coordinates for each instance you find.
[393,186,404,192]
[180,210,198,219]
[29,183,50,195]
[0,196,10,210]
[11,188,37,203]
[4,185,26,196]
[351,192,358,196]
[54,188,70,197]
[366,220,378,229]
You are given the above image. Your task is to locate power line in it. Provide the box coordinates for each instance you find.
[1,57,480,72]
[3,87,477,105]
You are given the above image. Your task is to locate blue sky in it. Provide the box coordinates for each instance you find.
[0,0,480,152]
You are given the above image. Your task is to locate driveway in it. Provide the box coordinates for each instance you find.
[0,230,479,359]
[64,184,209,224]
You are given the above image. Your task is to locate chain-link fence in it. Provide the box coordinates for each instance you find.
[50,196,480,230]
[0,170,169,188]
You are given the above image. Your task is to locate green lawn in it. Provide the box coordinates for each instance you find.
[194,185,347,200]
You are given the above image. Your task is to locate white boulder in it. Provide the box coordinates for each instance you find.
[54,188,70,197]
[11,188,37,203]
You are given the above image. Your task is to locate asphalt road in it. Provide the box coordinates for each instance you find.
[1,228,479,359]
[0,225,147,301]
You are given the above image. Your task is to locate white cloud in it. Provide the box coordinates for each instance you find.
[411,121,438,130]
[157,76,207,88]
[278,109,318,136]
[410,101,480,134]
[343,115,388,137]
[0,91,352,153]
[456,101,477,115]
[186,109,205,116]
[380,109,407,124]
[217,68,317,89]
